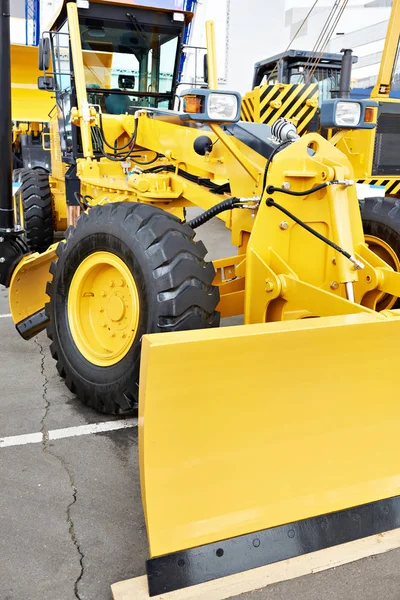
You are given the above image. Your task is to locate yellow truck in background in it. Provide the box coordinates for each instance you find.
[10,44,60,253]
[11,43,54,171]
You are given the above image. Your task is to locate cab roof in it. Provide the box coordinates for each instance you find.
[47,0,193,31]
[254,49,358,71]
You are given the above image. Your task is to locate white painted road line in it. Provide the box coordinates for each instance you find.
[0,314,11,318]
[1,431,43,448]
[0,418,138,448]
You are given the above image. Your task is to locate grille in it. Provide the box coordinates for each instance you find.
[372,111,400,176]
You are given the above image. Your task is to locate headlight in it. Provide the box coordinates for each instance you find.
[320,99,377,130]
[180,88,241,122]
[335,101,361,127]
[207,93,239,121]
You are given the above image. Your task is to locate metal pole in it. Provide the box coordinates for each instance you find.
[339,48,353,99]
[0,0,14,231]
[205,20,218,89]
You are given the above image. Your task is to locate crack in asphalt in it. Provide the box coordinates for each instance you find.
[35,336,85,600]
[35,337,50,450]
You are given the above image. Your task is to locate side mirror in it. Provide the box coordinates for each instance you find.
[38,37,51,71]
[203,54,208,85]
[38,76,55,91]
[118,74,135,90]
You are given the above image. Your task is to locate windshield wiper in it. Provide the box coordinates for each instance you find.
[126,13,147,43]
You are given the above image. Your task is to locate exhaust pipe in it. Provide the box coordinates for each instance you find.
[339,48,353,99]
[0,0,28,287]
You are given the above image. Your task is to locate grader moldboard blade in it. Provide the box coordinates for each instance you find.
[8,244,58,339]
[139,313,400,596]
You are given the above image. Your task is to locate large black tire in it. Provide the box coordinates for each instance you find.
[45,202,220,415]
[360,196,400,310]
[13,168,53,253]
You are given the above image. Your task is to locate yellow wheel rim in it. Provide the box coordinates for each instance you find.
[68,251,140,367]
[365,234,400,311]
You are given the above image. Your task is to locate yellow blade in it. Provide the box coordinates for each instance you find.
[139,313,400,593]
[9,244,57,338]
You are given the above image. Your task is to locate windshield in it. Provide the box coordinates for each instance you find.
[290,67,341,101]
[80,18,179,111]
[258,64,341,102]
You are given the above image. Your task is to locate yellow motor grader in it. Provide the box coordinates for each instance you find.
[240,1,400,286]
[1,0,400,595]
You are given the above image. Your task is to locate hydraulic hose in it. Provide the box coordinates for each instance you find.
[266,180,353,197]
[93,113,139,162]
[262,140,291,192]
[186,198,242,229]
[74,192,93,210]
[97,111,137,152]
[142,164,231,195]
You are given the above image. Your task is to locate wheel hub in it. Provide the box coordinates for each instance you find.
[365,234,400,311]
[107,295,126,322]
[67,252,140,367]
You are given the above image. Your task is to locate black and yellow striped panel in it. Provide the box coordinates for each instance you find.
[358,178,400,197]
[242,83,319,134]
[241,95,255,122]
[260,83,318,134]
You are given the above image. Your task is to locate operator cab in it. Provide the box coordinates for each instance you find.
[40,0,191,161]
[252,50,358,102]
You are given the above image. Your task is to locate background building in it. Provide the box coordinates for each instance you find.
[183,0,394,93]
[284,0,393,89]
